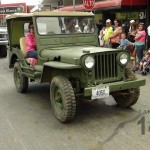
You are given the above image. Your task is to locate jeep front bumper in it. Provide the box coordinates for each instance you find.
[84,79,146,97]
[0,40,8,45]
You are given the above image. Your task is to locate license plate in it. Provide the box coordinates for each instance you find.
[91,86,109,100]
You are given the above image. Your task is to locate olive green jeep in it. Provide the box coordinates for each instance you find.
[6,12,145,123]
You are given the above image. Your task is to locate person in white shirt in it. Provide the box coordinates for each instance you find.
[129,20,135,32]
[147,25,150,36]
[83,22,89,33]
[147,25,150,49]
[98,27,106,47]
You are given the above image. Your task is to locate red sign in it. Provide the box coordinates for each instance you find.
[0,3,27,19]
[83,0,95,10]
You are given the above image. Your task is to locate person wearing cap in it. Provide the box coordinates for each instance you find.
[25,22,37,59]
[128,22,138,42]
[130,20,135,24]
[75,24,82,33]
[129,20,135,33]
[103,19,113,48]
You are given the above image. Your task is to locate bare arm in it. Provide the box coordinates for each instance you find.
[109,27,122,39]
[135,32,141,40]
[99,30,104,37]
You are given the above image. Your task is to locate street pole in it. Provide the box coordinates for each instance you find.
[147,0,150,49]
[73,0,75,11]
[147,0,149,26]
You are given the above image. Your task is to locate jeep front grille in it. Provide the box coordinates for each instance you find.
[0,34,7,41]
[94,52,118,81]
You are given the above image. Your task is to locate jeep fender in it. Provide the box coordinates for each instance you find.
[41,61,82,83]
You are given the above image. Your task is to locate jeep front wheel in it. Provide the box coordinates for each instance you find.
[50,76,76,123]
[14,62,28,93]
[112,88,140,108]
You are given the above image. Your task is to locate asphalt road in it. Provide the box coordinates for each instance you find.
[0,56,150,150]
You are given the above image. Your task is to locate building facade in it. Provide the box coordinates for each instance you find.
[0,3,34,26]
[58,0,147,23]
[42,0,147,26]
[41,0,149,48]
[0,3,27,26]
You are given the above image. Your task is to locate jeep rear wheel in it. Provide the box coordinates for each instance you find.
[14,62,28,93]
[0,45,7,57]
[112,88,140,108]
[50,76,76,123]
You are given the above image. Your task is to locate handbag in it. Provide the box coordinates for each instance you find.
[126,44,135,53]
[110,37,116,43]
[110,35,120,44]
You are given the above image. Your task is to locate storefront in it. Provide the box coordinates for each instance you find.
[58,0,147,29]
[0,3,27,26]
[55,0,147,47]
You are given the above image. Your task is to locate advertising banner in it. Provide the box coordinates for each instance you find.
[0,3,26,18]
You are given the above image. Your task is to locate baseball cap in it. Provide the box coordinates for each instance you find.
[106,19,111,23]
[130,20,135,24]
[75,24,79,28]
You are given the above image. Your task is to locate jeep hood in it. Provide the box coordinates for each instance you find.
[40,46,122,65]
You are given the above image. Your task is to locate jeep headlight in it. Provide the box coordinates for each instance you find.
[119,53,129,65]
[84,56,95,69]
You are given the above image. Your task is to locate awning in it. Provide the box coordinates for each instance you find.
[58,0,147,11]
[121,0,147,6]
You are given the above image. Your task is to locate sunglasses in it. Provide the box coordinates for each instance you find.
[29,26,34,29]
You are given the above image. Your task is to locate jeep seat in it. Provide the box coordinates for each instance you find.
[19,37,38,66]
[20,37,27,57]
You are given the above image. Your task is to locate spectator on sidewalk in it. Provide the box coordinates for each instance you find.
[147,25,150,36]
[119,32,135,70]
[119,32,132,48]
[129,20,135,32]
[109,19,123,49]
[75,24,82,33]
[147,25,150,49]
[128,22,138,43]
[134,22,146,65]
[83,21,89,33]
[98,26,105,47]
[103,19,113,48]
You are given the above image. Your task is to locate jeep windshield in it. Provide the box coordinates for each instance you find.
[36,16,95,35]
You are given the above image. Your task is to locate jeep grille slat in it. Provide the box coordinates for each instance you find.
[94,53,118,80]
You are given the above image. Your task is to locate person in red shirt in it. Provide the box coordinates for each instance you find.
[25,22,37,59]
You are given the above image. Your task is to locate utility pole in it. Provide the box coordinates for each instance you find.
[73,0,75,11]
[147,0,150,26]
[147,0,150,49]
